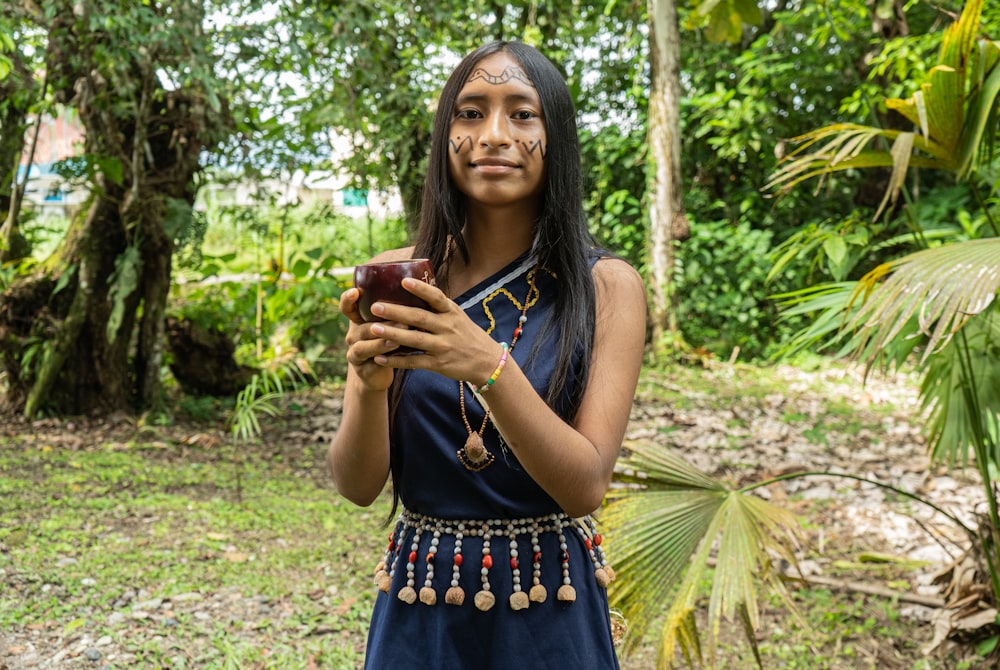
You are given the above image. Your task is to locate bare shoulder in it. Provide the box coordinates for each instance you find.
[592,256,646,345]
[592,256,645,302]
[367,246,417,263]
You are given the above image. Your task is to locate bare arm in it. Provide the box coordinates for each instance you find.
[370,257,646,516]
[327,247,415,506]
[484,258,646,515]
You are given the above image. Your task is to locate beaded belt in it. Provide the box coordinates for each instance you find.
[373,509,616,612]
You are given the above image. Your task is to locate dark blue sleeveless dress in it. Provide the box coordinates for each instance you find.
[363,253,620,669]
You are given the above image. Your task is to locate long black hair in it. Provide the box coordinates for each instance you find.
[413,40,597,409]
[388,42,598,519]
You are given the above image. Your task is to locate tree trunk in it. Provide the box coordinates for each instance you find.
[23,191,133,415]
[0,1,226,417]
[0,51,36,263]
[646,0,687,356]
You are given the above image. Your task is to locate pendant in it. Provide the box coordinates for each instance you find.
[457,432,494,471]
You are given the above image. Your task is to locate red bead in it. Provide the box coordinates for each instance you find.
[454,554,463,566]
[482,555,493,569]
[510,558,519,569]
[585,539,593,550]
[409,551,418,564]
[426,553,435,563]
[594,534,602,546]
[513,327,523,338]
[533,552,542,563]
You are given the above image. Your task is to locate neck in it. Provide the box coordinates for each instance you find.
[467,201,538,259]
[447,203,539,296]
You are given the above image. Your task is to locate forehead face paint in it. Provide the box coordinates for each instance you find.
[465,65,536,88]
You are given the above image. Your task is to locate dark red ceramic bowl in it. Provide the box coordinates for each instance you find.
[353,259,435,323]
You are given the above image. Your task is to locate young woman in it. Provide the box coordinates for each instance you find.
[329,40,646,668]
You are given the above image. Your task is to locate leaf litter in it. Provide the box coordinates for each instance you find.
[0,363,990,668]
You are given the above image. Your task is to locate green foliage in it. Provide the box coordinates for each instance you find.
[169,200,403,376]
[673,219,803,360]
[230,365,302,448]
[169,271,348,377]
[764,2,1000,659]
[685,0,762,44]
[606,437,805,668]
[52,154,124,190]
[582,123,648,270]
[920,312,1000,466]
[680,0,881,241]
[606,365,972,669]
[105,243,141,345]
[217,0,650,227]
[671,0,916,358]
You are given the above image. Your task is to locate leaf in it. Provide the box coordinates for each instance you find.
[846,239,1000,365]
[872,130,915,220]
[63,618,86,636]
[957,43,1000,177]
[732,0,762,26]
[52,263,79,297]
[768,0,995,218]
[106,245,143,345]
[706,5,741,44]
[822,236,847,268]
[605,440,804,668]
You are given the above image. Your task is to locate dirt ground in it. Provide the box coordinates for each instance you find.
[1,363,995,668]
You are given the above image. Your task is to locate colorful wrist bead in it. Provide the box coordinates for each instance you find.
[477,342,509,394]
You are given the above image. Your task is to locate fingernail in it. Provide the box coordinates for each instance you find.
[401,278,415,288]
[371,303,385,315]
[372,324,385,335]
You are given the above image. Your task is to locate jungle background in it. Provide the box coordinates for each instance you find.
[1,0,1000,668]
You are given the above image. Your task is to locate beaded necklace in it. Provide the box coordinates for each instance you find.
[456,266,539,471]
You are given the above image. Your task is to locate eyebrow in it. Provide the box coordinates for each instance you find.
[454,92,541,106]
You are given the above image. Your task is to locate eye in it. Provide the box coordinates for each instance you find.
[513,110,538,120]
[455,109,482,120]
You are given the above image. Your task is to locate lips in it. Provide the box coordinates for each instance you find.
[471,157,519,168]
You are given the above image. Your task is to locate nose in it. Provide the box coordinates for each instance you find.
[479,112,511,148]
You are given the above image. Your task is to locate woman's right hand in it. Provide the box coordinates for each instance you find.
[340,287,398,392]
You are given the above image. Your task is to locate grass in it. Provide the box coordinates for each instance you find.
[0,414,387,668]
[0,365,986,668]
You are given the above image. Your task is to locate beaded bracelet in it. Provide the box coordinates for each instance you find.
[477,342,509,394]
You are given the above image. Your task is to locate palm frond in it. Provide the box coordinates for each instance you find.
[873,131,915,220]
[919,312,1000,466]
[605,440,804,669]
[958,40,1000,177]
[769,282,874,361]
[846,239,1000,365]
[767,0,995,215]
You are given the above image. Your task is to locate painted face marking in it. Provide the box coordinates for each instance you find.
[466,65,535,88]
[450,135,473,154]
[521,139,547,159]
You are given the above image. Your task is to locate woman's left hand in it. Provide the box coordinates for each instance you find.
[367,277,503,384]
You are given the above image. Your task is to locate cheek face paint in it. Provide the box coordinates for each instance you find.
[518,138,547,160]
[450,135,473,154]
